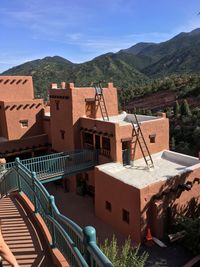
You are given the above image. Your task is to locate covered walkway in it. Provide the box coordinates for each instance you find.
[0,195,55,267]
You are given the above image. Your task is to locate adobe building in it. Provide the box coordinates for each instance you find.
[49,81,200,243]
[0,76,50,160]
[1,76,200,243]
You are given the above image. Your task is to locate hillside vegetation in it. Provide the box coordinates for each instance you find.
[1,28,200,101]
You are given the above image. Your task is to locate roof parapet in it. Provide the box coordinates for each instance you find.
[51,83,58,89]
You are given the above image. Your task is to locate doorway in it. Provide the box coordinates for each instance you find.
[122,141,131,166]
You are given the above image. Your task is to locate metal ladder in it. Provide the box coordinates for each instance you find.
[131,114,154,168]
[94,82,109,121]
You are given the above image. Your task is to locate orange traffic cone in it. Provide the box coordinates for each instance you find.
[146,227,153,241]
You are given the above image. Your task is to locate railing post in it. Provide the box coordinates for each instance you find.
[31,172,38,213]
[49,195,56,248]
[15,157,21,192]
[83,226,96,264]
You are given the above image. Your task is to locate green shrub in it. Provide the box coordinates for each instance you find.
[100,235,148,267]
[175,217,200,255]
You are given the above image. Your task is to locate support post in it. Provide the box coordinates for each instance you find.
[83,226,96,264]
[31,172,38,213]
[49,195,56,247]
[15,157,21,192]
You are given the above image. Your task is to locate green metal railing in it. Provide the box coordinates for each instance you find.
[0,158,113,267]
[6,150,98,182]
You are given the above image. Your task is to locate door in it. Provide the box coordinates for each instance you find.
[95,135,100,149]
[122,141,130,165]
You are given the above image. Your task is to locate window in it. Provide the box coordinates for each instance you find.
[102,137,110,150]
[55,100,60,110]
[105,201,112,212]
[149,134,156,143]
[83,132,93,146]
[60,130,65,139]
[122,209,129,224]
[20,120,28,128]
[85,102,95,118]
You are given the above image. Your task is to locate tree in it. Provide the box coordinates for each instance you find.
[175,217,200,255]
[146,109,152,116]
[180,99,192,117]
[171,136,176,151]
[192,126,200,147]
[100,235,148,267]
[174,100,180,118]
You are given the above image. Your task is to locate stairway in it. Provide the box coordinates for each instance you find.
[94,82,109,121]
[0,195,55,267]
[131,114,154,168]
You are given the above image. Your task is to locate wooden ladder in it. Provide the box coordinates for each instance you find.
[94,82,109,121]
[131,114,154,168]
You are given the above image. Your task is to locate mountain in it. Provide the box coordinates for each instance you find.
[1,54,148,99]
[130,28,200,75]
[120,42,155,55]
[1,28,200,99]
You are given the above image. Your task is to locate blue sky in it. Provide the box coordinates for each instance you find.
[0,0,200,72]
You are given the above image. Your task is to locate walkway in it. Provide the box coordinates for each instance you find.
[6,149,98,183]
[0,195,55,267]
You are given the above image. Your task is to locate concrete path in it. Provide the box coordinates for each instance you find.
[45,183,127,245]
[0,195,55,267]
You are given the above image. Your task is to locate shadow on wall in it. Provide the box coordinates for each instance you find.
[20,110,44,139]
[140,171,200,240]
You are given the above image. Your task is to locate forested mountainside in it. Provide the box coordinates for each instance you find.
[1,28,200,101]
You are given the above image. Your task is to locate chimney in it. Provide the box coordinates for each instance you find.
[51,83,57,89]
[157,112,166,118]
[61,82,66,89]
[108,82,114,89]
[68,82,74,89]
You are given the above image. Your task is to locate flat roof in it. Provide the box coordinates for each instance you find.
[97,112,160,126]
[97,150,200,189]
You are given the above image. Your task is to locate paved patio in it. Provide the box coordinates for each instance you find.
[45,182,127,245]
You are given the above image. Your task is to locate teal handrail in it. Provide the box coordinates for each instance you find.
[5,149,99,182]
[0,158,113,267]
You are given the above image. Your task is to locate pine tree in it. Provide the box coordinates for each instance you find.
[180,99,192,117]
[146,109,152,116]
[174,100,180,118]
[171,136,176,151]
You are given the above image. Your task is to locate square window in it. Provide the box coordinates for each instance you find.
[149,134,156,143]
[20,120,28,128]
[105,201,112,212]
[122,209,129,224]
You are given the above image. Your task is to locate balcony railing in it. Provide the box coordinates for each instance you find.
[100,148,111,158]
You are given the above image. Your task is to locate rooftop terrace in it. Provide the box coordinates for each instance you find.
[97,150,200,189]
[97,112,162,126]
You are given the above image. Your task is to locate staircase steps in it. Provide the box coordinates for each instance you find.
[0,196,56,267]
